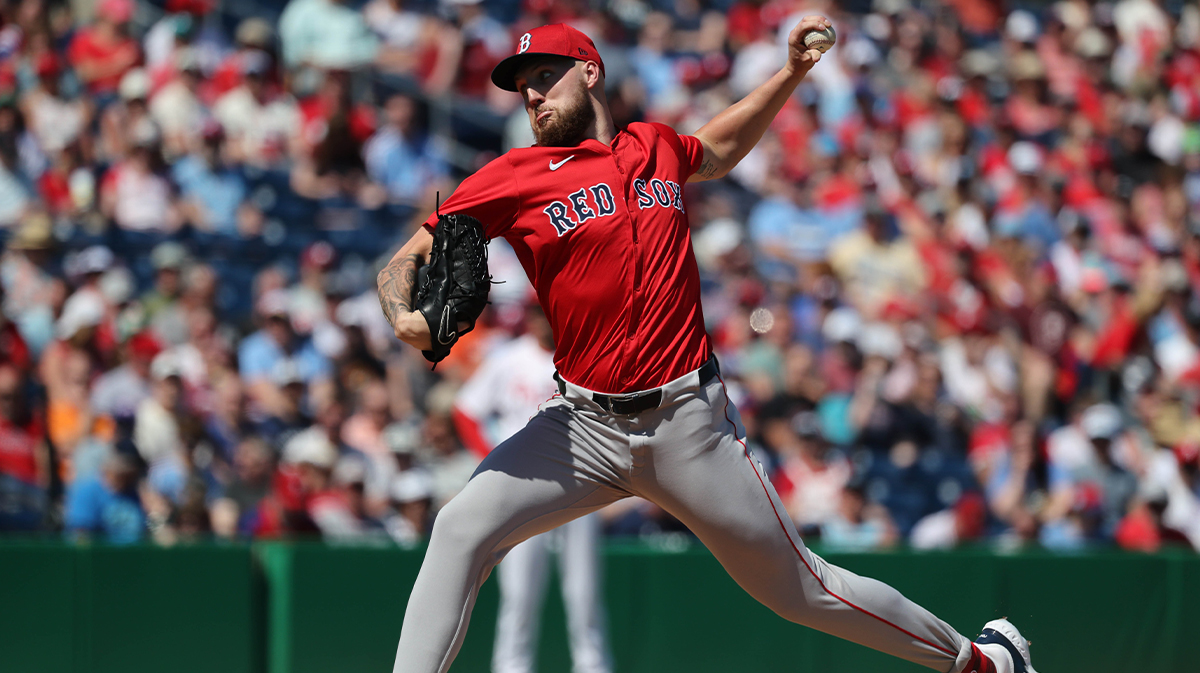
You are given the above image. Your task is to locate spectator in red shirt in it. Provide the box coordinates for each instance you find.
[0,283,31,374]
[1005,51,1062,144]
[296,69,376,151]
[0,364,45,487]
[291,71,384,209]
[440,0,512,105]
[67,0,141,97]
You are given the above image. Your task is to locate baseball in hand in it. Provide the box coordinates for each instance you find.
[803,26,836,53]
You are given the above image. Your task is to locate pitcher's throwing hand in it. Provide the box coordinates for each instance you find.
[788,16,835,73]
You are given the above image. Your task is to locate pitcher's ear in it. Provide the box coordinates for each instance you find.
[583,60,602,89]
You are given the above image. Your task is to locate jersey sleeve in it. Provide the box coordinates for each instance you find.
[422,155,520,239]
[648,122,706,179]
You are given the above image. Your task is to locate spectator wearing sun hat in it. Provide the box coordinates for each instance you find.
[1056,403,1139,540]
[38,283,118,472]
[278,426,354,535]
[142,241,190,319]
[1,215,59,355]
[324,453,388,538]
[133,352,187,471]
[385,468,434,547]
[207,18,276,99]
[44,288,106,383]
[94,66,153,163]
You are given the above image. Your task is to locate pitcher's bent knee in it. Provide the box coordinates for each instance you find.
[425,496,504,564]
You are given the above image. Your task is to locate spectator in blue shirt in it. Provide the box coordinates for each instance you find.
[238,288,332,421]
[363,93,449,211]
[748,176,833,282]
[630,12,684,116]
[64,452,145,544]
[173,123,257,237]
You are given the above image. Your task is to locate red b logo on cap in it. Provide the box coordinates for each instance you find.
[492,24,605,92]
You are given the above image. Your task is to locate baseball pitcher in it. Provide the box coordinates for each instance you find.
[378,19,1037,673]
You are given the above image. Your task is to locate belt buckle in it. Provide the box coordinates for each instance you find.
[612,393,640,415]
[595,396,613,414]
[612,389,661,415]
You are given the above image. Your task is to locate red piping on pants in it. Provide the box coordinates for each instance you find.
[715,374,958,659]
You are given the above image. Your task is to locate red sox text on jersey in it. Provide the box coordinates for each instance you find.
[423,122,712,394]
[542,176,685,237]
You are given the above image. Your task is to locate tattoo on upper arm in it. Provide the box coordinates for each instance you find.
[378,253,421,327]
[697,159,718,179]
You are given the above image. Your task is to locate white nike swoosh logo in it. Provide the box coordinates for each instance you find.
[549,156,575,171]
[437,305,456,345]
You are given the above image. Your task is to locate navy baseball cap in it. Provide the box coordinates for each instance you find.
[491,24,605,92]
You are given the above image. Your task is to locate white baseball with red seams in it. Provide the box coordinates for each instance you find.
[803,25,837,53]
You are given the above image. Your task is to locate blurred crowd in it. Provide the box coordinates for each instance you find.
[1,0,1199,554]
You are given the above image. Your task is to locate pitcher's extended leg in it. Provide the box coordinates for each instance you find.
[635,377,973,673]
[394,404,625,673]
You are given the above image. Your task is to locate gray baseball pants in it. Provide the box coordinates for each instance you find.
[493,513,611,673]
[393,363,974,673]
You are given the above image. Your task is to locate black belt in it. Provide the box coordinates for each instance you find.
[555,357,720,416]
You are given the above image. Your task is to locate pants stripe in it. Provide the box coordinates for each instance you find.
[715,374,958,659]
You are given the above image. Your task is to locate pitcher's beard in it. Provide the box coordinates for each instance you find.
[533,85,595,148]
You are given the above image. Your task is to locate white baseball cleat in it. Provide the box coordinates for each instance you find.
[974,618,1037,673]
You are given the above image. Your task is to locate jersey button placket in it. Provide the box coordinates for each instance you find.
[619,153,641,390]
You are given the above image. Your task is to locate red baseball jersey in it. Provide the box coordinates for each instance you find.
[423,122,712,394]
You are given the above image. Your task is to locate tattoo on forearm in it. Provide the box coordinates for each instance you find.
[378,253,421,327]
[698,159,718,179]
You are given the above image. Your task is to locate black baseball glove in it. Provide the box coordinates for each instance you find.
[413,213,493,364]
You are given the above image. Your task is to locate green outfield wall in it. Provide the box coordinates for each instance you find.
[0,542,263,673]
[2,541,1197,673]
